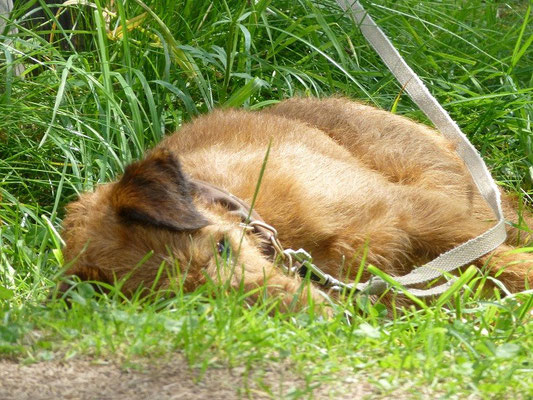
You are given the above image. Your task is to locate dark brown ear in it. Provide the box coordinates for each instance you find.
[110,148,209,231]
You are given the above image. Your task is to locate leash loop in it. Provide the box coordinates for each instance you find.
[335,0,507,297]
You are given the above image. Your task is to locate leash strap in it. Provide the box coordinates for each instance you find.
[336,1,507,296]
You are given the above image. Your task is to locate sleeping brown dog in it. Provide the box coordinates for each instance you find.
[60,97,533,310]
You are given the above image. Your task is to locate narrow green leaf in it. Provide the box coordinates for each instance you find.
[152,80,198,115]
[435,265,478,308]
[38,54,76,147]
[366,265,427,309]
[223,77,266,108]
[0,285,14,300]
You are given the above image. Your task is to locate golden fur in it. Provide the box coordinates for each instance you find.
[61,97,533,310]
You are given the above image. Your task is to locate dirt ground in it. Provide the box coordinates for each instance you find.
[0,356,384,400]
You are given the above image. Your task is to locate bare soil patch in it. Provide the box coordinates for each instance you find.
[0,356,381,400]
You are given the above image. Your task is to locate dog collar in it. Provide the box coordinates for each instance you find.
[191,178,279,258]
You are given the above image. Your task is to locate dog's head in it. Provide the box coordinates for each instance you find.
[60,148,274,296]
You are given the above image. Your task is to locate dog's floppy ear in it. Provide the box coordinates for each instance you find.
[110,148,209,231]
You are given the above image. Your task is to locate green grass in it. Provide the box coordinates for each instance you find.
[1,0,532,398]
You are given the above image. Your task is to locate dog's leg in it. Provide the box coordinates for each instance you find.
[381,186,533,291]
[348,191,533,292]
[203,254,330,315]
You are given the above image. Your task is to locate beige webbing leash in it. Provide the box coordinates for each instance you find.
[326,1,507,296]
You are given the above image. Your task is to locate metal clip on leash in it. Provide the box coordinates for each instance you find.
[244,218,391,296]
[284,249,390,295]
[283,249,347,291]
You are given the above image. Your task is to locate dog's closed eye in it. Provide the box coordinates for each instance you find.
[216,237,234,261]
[216,237,232,260]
